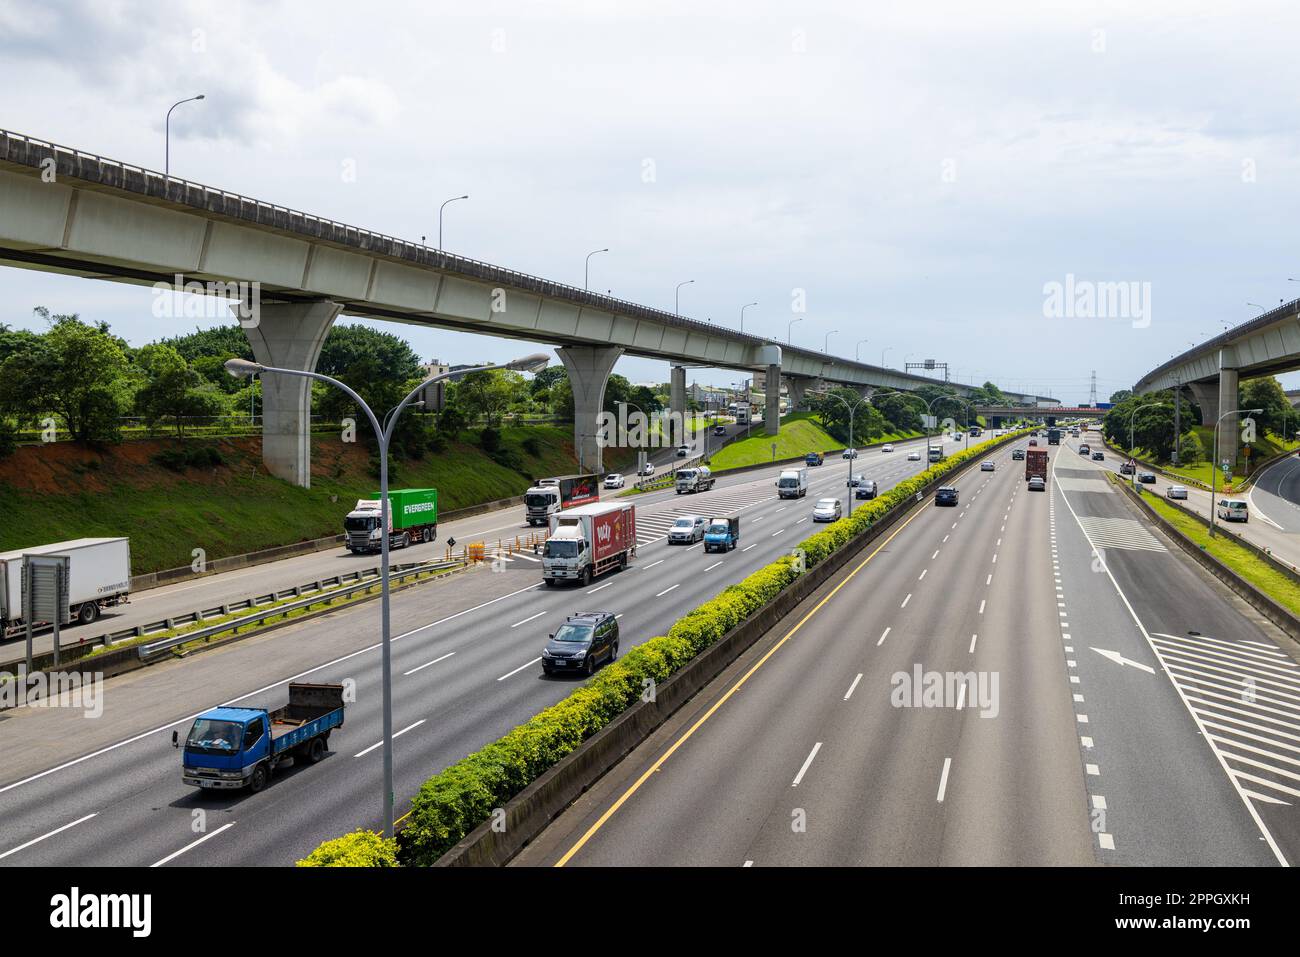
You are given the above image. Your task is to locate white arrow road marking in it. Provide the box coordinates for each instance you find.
[1090,647,1156,674]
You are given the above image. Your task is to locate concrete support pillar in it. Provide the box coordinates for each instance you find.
[786,377,807,411]
[558,345,623,474]
[765,364,781,435]
[669,365,687,447]
[244,300,342,488]
[1216,367,1239,469]
[1188,380,1218,426]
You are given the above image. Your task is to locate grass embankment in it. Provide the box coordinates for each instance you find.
[1131,480,1300,616]
[707,412,920,471]
[0,425,631,576]
[1115,426,1299,488]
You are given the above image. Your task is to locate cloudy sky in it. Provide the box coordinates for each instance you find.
[3,0,1299,402]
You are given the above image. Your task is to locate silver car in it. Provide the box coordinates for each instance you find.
[668,515,708,543]
[980,460,995,472]
[812,498,843,522]
[1166,485,1189,500]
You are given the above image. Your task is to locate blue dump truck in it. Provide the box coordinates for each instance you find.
[176,683,345,793]
[703,515,740,552]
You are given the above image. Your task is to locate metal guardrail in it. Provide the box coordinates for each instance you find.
[135,559,463,660]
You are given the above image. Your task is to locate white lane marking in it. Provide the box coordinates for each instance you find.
[969,634,977,653]
[1086,763,1100,776]
[986,574,992,585]
[586,581,614,594]
[0,813,97,861]
[943,535,950,543]
[978,600,986,615]
[936,757,952,802]
[643,559,665,570]
[844,674,863,700]
[151,821,237,867]
[656,584,680,597]
[991,553,998,564]
[510,611,546,628]
[1090,647,1156,674]
[704,561,723,571]
[511,552,541,562]
[932,550,940,560]
[403,651,456,676]
[792,742,822,787]
[955,682,967,711]
[743,860,754,867]
[795,518,808,525]
[742,544,757,552]
[878,626,891,646]
[354,719,426,757]
[918,569,928,581]
[901,593,912,608]
[496,657,543,681]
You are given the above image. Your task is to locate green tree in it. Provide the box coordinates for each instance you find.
[1239,376,1291,439]
[452,369,526,427]
[1109,389,1133,405]
[133,343,226,434]
[0,310,131,443]
[1178,430,1204,465]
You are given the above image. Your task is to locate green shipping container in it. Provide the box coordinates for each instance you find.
[371,488,438,530]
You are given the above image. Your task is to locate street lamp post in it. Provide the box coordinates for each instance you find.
[824,330,838,353]
[788,316,804,344]
[856,339,868,362]
[740,302,757,333]
[1210,407,1263,537]
[1127,401,1170,489]
[438,194,469,251]
[822,391,869,514]
[584,248,609,291]
[165,94,205,176]
[881,347,892,368]
[224,351,549,836]
[675,280,695,315]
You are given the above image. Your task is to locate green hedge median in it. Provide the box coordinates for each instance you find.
[300,429,1031,866]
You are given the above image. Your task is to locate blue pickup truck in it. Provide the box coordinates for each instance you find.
[703,515,740,552]
[176,683,345,793]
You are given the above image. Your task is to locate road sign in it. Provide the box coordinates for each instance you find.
[22,553,69,670]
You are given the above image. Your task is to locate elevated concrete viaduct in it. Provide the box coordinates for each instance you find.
[0,129,1053,484]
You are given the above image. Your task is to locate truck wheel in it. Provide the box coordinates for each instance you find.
[582,567,592,586]
[249,764,269,793]
[77,602,99,626]
[306,737,326,764]
[544,578,554,587]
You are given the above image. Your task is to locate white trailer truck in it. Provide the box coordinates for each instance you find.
[0,537,131,635]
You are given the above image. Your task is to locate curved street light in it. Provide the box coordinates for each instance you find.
[165,94,205,176]
[856,338,868,362]
[584,248,609,291]
[788,316,804,344]
[824,330,838,353]
[438,194,469,250]
[1209,406,1263,537]
[740,302,758,333]
[224,351,548,836]
[675,280,695,316]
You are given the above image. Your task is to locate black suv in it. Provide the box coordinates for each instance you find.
[1012,449,1026,460]
[541,612,619,677]
[855,479,879,500]
[935,486,959,506]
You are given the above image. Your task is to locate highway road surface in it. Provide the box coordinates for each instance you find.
[0,432,965,866]
[515,439,1300,867]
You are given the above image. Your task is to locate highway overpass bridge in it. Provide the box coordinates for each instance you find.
[973,405,1095,423]
[0,129,1052,485]
[1135,297,1300,466]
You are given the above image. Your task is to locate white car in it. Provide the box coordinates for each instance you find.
[980,460,995,472]
[603,473,625,489]
[842,447,858,459]
[668,515,708,543]
[812,498,843,522]
[675,445,690,457]
[907,450,922,461]
[881,444,894,453]
[638,462,656,477]
[1166,485,1188,500]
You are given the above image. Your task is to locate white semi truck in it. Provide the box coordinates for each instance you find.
[0,537,131,634]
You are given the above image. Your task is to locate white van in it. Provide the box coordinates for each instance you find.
[1216,499,1249,523]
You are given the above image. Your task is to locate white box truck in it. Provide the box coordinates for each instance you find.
[0,537,131,635]
[776,468,808,498]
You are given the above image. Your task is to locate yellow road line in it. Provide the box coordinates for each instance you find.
[554,485,945,866]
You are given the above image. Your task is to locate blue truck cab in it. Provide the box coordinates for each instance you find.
[703,515,740,553]
[176,683,345,793]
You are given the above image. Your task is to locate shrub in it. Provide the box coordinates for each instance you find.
[150,444,224,472]
[521,435,543,457]
[297,830,399,867]
[0,421,16,459]
[479,427,501,453]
